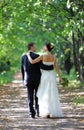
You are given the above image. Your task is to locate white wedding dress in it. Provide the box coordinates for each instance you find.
[37,61,63,117]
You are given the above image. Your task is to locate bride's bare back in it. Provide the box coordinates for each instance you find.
[43,53,55,62]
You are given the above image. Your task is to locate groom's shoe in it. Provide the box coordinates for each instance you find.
[36,113,39,117]
[29,114,35,119]
[29,111,36,119]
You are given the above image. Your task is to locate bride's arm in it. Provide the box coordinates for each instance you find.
[54,57,63,82]
[28,52,43,64]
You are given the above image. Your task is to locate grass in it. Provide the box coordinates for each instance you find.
[67,80,81,88]
[73,95,84,105]
[0,62,20,86]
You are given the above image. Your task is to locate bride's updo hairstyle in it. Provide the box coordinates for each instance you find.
[45,42,54,52]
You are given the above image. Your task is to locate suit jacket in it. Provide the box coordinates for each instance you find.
[21,52,41,86]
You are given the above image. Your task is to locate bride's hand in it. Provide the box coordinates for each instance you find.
[60,78,64,83]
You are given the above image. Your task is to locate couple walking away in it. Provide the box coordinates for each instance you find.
[21,42,63,119]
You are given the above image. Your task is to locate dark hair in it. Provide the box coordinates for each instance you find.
[27,42,35,50]
[45,42,54,52]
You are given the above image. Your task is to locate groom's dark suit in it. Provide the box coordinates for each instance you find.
[21,51,41,117]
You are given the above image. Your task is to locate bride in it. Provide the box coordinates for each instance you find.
[28,42,63,118]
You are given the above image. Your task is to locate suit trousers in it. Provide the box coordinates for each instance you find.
[27,83,39,117]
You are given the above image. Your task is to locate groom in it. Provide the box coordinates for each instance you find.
[21,42,41,118]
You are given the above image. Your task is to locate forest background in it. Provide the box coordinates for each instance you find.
[0,0,84,88]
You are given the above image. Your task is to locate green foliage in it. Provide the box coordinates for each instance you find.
[62,68,77,80]
[68,80,81,89]
[0,71,14,85]
[69,68,77,80]
[0,54,11,72]
[61,68,81,88]
[0,0,84,85]
[73,95,84,105]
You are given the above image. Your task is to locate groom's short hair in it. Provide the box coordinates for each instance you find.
[27,42,35,50]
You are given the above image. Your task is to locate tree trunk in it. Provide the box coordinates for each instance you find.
[77,30,84,81]
[72,32,78,72]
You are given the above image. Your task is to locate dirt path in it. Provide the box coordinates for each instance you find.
[0,72,84,130]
